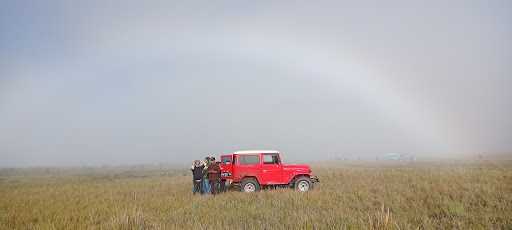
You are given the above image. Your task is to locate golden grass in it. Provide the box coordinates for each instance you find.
[0,162,511,229]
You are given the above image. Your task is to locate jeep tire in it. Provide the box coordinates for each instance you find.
[294,176,312,192]
[240,178,260,192]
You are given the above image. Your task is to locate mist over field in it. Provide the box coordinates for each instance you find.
[1,0,511,167]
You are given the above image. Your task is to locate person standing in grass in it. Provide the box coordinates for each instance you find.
[190,160,204,195]
[201,157,211,194]
[207,157,221,195]
[217,158,226,193]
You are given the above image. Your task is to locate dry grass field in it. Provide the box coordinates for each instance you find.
[1,161,511,229]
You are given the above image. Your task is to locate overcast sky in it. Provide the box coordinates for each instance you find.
[1,0,511,167]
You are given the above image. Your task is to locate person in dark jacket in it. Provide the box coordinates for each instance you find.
[190,160,204,195]
[207,157,221,195]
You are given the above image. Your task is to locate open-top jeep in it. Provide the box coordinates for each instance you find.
[219,150,319,192]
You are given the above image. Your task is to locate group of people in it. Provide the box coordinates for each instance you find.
[190,156,226,195]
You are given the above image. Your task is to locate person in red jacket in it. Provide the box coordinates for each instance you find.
[207,157,221,195]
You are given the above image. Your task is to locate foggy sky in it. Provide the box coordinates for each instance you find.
[1,0,511,167]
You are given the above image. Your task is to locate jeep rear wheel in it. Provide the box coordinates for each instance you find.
[240,178,260,192]
[294,176,312,192]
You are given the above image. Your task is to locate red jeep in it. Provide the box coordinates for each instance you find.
[219,150,319,192]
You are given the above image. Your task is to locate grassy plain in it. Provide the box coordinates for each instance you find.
[0,161,511,229]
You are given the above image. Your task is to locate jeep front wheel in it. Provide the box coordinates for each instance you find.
[294,176,312,192]
[240,178,260,192]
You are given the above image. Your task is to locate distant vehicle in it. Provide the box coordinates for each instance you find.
[219,150,319,192]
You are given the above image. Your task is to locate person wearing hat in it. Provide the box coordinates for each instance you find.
[207,156,221,195]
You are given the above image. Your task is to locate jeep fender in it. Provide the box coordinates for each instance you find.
[236,174,259,182]
[240,176,260,184]
[288,174,310,186]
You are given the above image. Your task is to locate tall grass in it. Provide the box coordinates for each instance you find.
[0,162,511,229]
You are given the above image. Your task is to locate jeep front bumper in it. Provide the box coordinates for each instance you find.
[311,176,320,183]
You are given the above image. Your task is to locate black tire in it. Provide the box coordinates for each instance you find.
[294,176,312,192]
[240,178,260,192]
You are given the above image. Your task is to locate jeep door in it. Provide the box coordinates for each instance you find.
[259,153,284,185]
